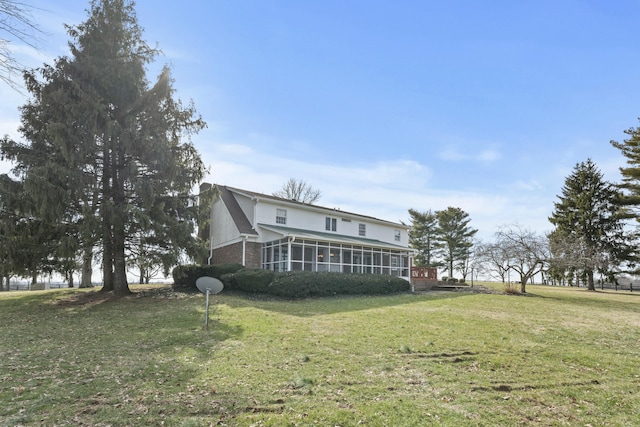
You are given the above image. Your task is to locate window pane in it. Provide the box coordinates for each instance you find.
[276,209,287,224]
[343,250,352,264]
[292,245,303,261]
[373,253,382,266]
[317,247,328,262]
[304,246,314,262]
[330,246,340,263]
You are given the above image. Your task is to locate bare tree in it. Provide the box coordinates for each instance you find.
[476,241,511,283]
[458,239,484,284]
[495,224,549,293]
[0,0,41,90]
[273,178,321,204]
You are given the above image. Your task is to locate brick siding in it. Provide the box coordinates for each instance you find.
[212,241,261,268]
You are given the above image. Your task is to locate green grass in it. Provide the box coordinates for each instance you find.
[1,283,640,426]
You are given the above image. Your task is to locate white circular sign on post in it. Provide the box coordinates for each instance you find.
[196,276,224,328]
[196,276,224,294]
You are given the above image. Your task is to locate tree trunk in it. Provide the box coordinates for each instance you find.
[586,269,596,291]
[102,239,114,292]
[101,133,114,293]
[111,148,130,297]
[113,225,129,296]
[80,247,93,288]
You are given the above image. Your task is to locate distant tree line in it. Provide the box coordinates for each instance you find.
[409,135,640,293]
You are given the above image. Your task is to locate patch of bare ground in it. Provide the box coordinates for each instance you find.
[449,285,503,294]
[53,285,185,307]
[53,291,117,307]
[416,285,504,295]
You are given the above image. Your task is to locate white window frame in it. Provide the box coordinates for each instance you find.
[325,217,337,232]
[276,209,287,225]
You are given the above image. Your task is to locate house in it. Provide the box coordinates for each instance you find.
[205,184,414,280]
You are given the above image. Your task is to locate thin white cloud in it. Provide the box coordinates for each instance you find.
[439,148,466,161]
[439,144,502,163]
[512,179,543,192]
[479,149,501,162]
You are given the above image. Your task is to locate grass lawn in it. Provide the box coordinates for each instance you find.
[1,283,640,426]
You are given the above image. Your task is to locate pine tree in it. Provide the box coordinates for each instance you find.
[435,207,477,278]
[549,159,631,290]
[408,208,440,267]
[1,0,206,295]
[612,121,640,209]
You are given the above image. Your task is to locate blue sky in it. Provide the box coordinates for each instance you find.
[2,0,640,241]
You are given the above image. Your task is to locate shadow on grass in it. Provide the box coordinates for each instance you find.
[470,378,602,393]
[530,286,640,314]
[217,289,485,317]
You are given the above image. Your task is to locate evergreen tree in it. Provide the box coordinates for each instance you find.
[408,208,440,267]
[435,207,477,278]
[611,122,640,206]
[1,0,206,295]
[0,174,63,286]
[549,159,631,290]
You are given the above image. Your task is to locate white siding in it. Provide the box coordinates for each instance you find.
[211,197,244,249]
[253,199,408,246]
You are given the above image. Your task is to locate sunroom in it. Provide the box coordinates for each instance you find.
[259,224,412,279]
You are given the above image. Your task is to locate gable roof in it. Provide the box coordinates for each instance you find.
[217,185,258,235]
[216,184,407,229]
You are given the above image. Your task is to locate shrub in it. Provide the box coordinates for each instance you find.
[459,278,466,284]
[504,282,521,295]
[267,271,411,298]
[448,277,458,283]
[172,264,245,292]
[223,268,275,294]
[199,268,411,298]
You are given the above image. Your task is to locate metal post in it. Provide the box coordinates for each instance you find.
[205,288,211,327]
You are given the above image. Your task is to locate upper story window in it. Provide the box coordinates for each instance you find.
[394,230,401,241]
[359,223,366,236]
[325,217,337,232]
[276,209,287,225]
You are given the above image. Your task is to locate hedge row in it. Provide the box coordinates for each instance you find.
[221,269,410,298]
[172,264,411,298]
[171,263,245,292]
